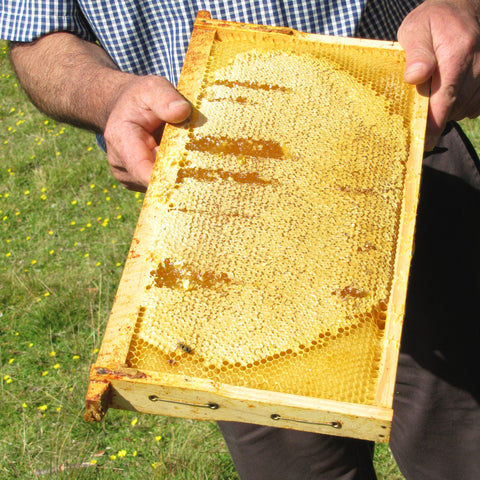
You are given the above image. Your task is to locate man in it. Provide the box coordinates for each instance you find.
[1,0,479,478]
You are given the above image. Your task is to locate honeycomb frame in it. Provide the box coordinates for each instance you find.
[85,11,428,443]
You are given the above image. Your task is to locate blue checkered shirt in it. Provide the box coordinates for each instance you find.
[1,0,423,86]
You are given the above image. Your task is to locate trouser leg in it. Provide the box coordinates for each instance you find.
[218,421,377,480]
[388,123,480,480]
[390,354,480,480]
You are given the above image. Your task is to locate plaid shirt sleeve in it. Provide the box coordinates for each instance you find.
[0,0,95,42]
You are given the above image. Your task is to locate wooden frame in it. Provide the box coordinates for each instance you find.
[85,11,429,443]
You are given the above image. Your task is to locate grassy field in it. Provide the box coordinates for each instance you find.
[1,40,479,479]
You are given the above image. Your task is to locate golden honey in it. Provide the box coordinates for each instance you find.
[123,30,417,406]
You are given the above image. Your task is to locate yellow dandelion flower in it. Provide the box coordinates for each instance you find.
[3,375,10,381]
[90,460,97,465]
[49,250,54,255]
[24,190,30,195]
[6,378,12,384]
[8,358,14,364]
[22,402,28,408]
[53,363,60,369]
[40,194,47,200]
[110,455,117,460]
[56,406,62,412]
[95,262,101,267]
[84,253,89,258]
[38,405,47,411]
[70,221,76,225]
[117,450,127,458]
[49,351,56,357]
[31,260,37,265]
[5,252,11,257]
[131,418,138,426]
[72,355,79,360]
[92,348,99,354]
[90,184,95,189]
[44,120,49,125]
[48,230,53,235]
[42,371,48,376]
[155,435,162,442]
[132,450,137,457]
[71,199,77,205]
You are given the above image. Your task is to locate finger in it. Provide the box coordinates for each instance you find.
[107,125,157,191]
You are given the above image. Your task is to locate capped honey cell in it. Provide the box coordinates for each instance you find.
[124,33,417,405]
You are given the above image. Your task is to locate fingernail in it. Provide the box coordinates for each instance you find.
[404,62,430,84]
[169,99,190,110]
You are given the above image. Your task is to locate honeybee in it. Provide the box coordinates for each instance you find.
[177,341,194,354]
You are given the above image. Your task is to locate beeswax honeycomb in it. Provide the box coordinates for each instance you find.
[125,31,417,405]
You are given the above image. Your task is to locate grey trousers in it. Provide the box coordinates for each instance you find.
[218,123,480,480]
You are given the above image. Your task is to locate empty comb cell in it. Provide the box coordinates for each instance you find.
[85,11,428,442]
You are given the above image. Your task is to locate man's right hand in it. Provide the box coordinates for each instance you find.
[103,75,191,191]
[10,33,191,192]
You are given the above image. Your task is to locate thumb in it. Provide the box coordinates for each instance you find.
[398,20,437,85]
[141,76,192,124]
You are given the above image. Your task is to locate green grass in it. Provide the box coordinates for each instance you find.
[1,39,479,479]
[0,41,237,480]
